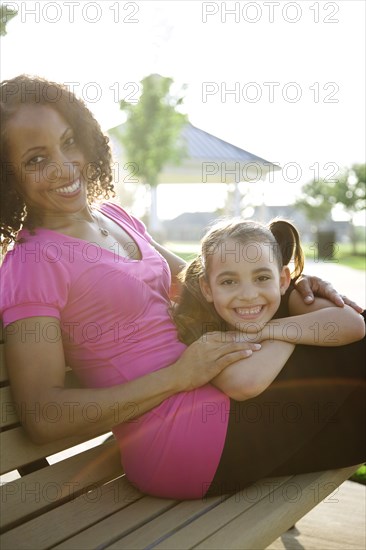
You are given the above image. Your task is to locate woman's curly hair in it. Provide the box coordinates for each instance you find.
[172,218,304,345]
[0,75,115,253]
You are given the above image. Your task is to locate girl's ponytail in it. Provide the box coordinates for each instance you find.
[269,219,304,280]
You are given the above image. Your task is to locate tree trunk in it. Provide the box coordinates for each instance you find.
[350,219,357,255]
[149,184,162,238]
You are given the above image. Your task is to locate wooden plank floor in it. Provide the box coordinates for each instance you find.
[267,480,366,550]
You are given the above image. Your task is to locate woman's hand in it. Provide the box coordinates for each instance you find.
[294,274,364,313]
[173,332,261,392]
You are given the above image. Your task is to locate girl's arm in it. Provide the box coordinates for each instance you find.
[209,293,364,401]
[211,340,295,401]
[260,292,365,346]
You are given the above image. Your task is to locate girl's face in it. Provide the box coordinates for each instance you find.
[199,239,291,329]
[6,104,88,222]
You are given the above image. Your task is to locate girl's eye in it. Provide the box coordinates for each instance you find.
[257,275,270,282]
[221,279,235,286]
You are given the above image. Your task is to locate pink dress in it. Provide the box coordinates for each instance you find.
[0,203,229,498]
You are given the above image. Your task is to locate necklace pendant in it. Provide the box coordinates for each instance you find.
[100,228,109,237]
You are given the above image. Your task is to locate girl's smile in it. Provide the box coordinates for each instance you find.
[199,239,291,329]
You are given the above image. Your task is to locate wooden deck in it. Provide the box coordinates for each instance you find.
[268,480,366,550]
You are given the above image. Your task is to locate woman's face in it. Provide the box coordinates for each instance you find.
[6,104,88,221]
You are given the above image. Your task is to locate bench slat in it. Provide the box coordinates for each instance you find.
[0,427,105,474]
[105,494,230,550]
[194,467,359,550]
[54,496,179,550]
[0,479,154,550]
[153,476,308,549]
[0,438,122,531]
[108,477,290,550]
[154,480,290,549]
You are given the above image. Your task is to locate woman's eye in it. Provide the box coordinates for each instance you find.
[221,280,235,286]
[257,275,270,282]
[64,136,76,147]
[26,155,46,166]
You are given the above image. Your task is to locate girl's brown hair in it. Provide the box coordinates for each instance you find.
[173,218,304,344]
[0,75,115,253]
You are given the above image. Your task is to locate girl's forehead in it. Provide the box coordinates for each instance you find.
[209,239,275,264]
[206,239,282,275]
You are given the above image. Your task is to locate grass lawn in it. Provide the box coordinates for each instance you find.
[350,464,366,485]
[302,242,366,271]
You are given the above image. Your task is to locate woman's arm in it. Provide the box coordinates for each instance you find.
[260,292,365,346]
[4,317,253,443]
[211,340,295,401]
[294,274,364,312]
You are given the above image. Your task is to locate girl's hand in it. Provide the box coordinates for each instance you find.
[173,332,261,391]
[294,274,364,313]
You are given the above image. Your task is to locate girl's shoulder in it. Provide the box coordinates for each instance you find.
[273,282,295,319]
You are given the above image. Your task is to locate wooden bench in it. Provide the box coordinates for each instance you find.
[0,343,360,550]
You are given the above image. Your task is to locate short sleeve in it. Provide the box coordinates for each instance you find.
[0,244,70,327]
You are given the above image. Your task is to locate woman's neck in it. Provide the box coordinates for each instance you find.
[27,206,95,232]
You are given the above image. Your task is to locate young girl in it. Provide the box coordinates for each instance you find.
[173,218,365,402]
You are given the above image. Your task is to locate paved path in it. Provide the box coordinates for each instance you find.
[303,260,365,309]
[268,480,366,550]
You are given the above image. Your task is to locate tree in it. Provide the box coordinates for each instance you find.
[118,74,187,236]
[296,164,366,253]
[295,179,334,223]
[0,3,18,37]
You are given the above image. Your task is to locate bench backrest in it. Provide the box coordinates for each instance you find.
[0,342,111,477]
[0,340,124,535]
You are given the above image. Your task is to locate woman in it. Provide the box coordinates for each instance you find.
[1,75,364,499]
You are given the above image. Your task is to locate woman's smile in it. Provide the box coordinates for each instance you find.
[53,178,82,197]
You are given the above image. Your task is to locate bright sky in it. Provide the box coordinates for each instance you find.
[1,0,365,221]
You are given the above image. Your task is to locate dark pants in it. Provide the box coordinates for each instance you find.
[206,313,366,496]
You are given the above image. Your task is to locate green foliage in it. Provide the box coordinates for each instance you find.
[119,74,188,187]
[295,179,334,222]
[350,464,366,485]
[296,164,365,253]
[0,3,18,37]
[296,164,366,223]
